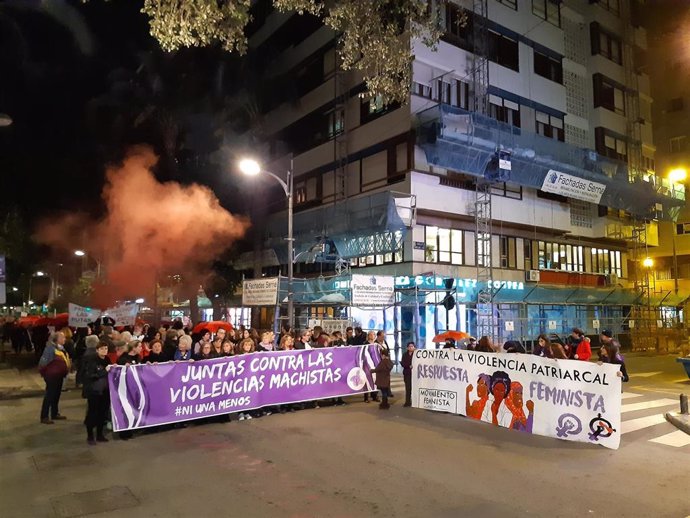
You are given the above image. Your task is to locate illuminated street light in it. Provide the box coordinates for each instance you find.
[238,156,294,329]
[135,298,145,304]
[668,167,687,183]
[74,250,86,257]
[28,300,34,305]
[35,271,45,277]
[643,257,654,268]
[11,287,18,292]
[239,158,261,176]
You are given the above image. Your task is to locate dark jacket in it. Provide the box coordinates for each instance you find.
[373,358,394,388]
[351,333,367,346]
[117,353,142,366]
[83,355,111,398]
[294,340,309,350]
[146,351,166,363]
[401,351,414,376]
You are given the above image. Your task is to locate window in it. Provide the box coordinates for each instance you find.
[412,81,432,99]
[595,127,627,161]
[425,226,463,265]
[676,223,690,235]
[590,23,622,65]
[593,74,625,115]
[537,240,584,272]
[444,3,473,51]
[592,0,620,16]
[642,155,655,173]
[668,97,685,113]
[327,108,344,138]
[534,50,563,84]
[524,239,533,270]
[489,96,521,127]
[590,247,622,276]
[454,79,470,109]
[434,80,452,104]
[499,236,517,269]
[487,30,519,71]
[496,0,517,9]
[532,0,561,27]
[491,182,523,199]
[477,232,491,267]
[670,136,687,153]
[349,231,404,268]
[536,111,564,141]
[360,95,399,124]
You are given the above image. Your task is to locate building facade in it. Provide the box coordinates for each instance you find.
[232,0,684,350]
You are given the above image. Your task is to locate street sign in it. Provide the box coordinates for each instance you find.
[592,319,600,329]
[505,321,514,331]
[548,320,557,330]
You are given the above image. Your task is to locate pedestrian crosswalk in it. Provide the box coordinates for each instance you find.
[387,375,689,451]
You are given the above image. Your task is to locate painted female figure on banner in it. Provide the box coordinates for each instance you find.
[465,373,490,420]
[482,371,512,426]
[504,381,534,433]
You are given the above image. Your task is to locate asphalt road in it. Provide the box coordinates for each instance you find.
[0,353,689,518]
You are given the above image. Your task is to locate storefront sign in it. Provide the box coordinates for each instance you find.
[541,170,606,204]
[351,274,395,306]
[109,345,382,431]
[412,349,622,449]
[68,303,102,328]
[414,241,425,250]
[242,278,279,306]
[0,254,5,282]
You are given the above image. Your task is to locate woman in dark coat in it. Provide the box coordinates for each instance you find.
[372,349,394,410]
[400,342,416,407]
[83,341,112,445]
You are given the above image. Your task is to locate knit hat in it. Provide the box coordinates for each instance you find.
[600,329,613,338]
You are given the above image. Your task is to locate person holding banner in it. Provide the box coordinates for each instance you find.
[372,349,394,410]
[83,341,112,445]
[401,342,415,407]
[363,332,380,403]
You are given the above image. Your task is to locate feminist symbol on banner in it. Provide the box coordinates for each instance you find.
[588,413,616,442]
[555,413,583,438]
[347,367,367,391]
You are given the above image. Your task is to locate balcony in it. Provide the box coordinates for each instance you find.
[415,104,685,220]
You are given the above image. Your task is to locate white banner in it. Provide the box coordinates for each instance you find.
[412,349,622,449]
[541,170,606,204]
[68,303,102,328]
[103,303,139,327]
[351,274,395,306]
[242,278,279,306]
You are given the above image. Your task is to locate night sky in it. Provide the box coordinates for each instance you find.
[0,0,248,225]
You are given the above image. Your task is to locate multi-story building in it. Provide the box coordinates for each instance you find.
[645,2,690,311]
[231,0,684,350]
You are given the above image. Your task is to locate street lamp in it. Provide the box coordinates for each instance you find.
[74,249,101,279]
[668,167,687,184]
[642,257,653,268]
[238,157,294,330]
[135,298,145,304]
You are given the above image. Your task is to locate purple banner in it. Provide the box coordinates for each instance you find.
[108,345,382,431]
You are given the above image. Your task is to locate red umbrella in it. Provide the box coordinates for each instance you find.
[17,316,40,328]
[192,321,233,334]
[49,313,69,328]
[432,331,470,343]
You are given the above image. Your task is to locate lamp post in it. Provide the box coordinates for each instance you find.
[668,167,687,295]
[239,157,294,330]
[74,249,101,279]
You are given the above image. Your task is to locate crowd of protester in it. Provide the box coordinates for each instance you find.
[0,316,628,445]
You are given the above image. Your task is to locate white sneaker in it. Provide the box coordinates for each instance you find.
[238,414,246,421]
[245,414,253,420]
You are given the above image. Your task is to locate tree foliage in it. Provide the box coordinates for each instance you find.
[138,0,449,105]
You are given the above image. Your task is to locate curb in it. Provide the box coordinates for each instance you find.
[665,412,690,435]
